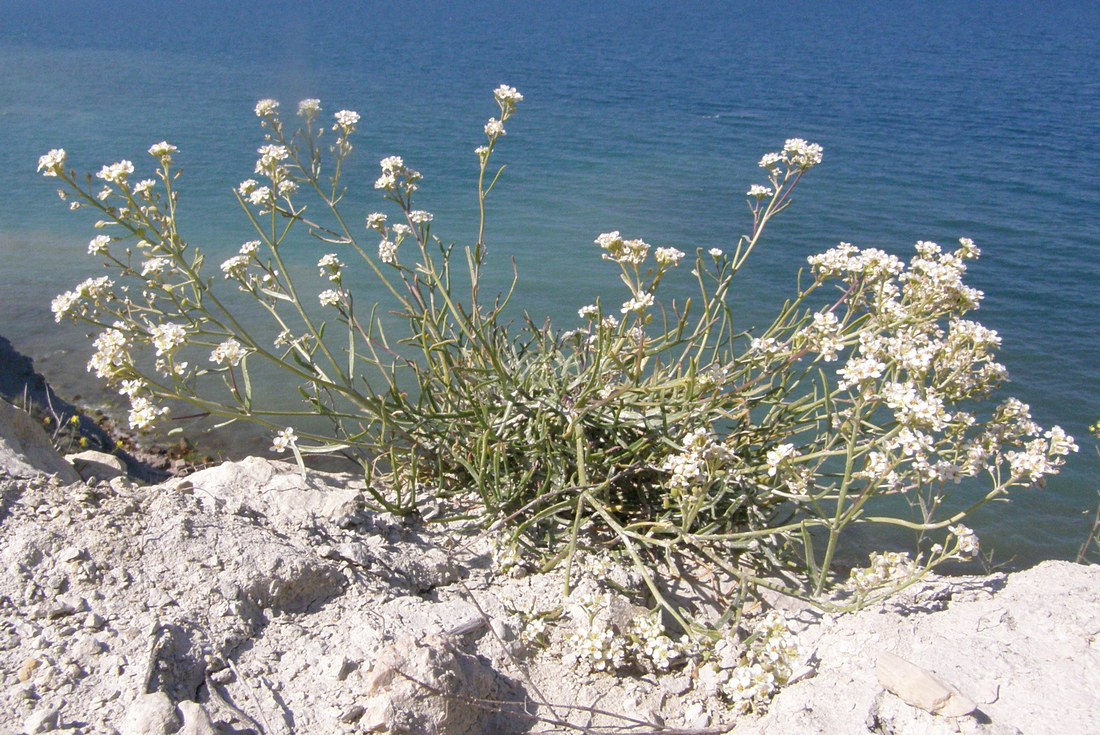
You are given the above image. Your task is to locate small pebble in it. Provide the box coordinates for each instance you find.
[23,703,62,734]
[339,704,366,723]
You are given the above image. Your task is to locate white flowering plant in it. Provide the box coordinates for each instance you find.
[41,86,1076,627]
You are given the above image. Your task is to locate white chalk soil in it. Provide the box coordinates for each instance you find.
[2,401,1099,734]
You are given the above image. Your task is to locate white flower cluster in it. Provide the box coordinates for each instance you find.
[255,144,289,177]
[797,310,844,361]
[484,117,506,139]
[662,427,731,499]
[366,212,387,232]
[845,550,920,596]
[758,138,823,172]
[318,289,343,307]
[595,231,650,266]
[96,160,134,185]
[150,322,187,356]
[881,381,951,431]
[490,536,524,574]
[333,109,360,132]
[578,304,600,320]
[748,336,786,360]
[493,84,524,109]
[765,443,797,476]
[800,238,1076,493]
[519,616,548,647]
[374,155,422,194]
[949,524,980,558]
[271,427,297,453]
[128,396,168,429]
[564,591,628,673]
[148,141,177,162]
[378,239,398,265]
[52,276,113,323]
[87,328,130,380]
[87,235,111,255]
[620,291,654,315]
[808,242,904,284]
[238,178,273,208]
[37,148,66,177]
[654,246,686,268]
[141,257,171,277]
[317,253,343,281]
[220,255,250,280]
[254,99,279,117]
[764,442,812,495]
[628,611,681,671]
[210,338,247,367]
[297,98,321,119]
[699,611,804,714]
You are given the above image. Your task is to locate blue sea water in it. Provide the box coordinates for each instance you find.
[1,0,1098,565]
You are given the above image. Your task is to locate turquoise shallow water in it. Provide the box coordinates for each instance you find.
[1,0,1098,565]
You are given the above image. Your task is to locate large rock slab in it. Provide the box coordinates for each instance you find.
[730,560,1100,735]
[0,399,81,483]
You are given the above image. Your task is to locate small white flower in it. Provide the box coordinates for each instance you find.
[239,240,260,256]
[493,84,524,106]
[766,443,797,476]
[409,210,433,224]
[132,179,156,195]
[654,247,686,267]
[747,184,774,198]
[255,144,289,176]
[248,186,272,206]
[51,291,80,321]
[88,235,111,255]
[378,239,398,264]
[210,338,247,366]
[141,257,171,277]
[366,212,387,231]
[148,141,177,159]
[374,155,420,191]
[484,117,506,138]
[220,255,250,279]
[254,99,279,117]
[277,179,298,197]
[949,524,980,558]
[119,379,144,397]
[271,427,297,453]
[317,253,343,280]
[96,160,135,185]
[238,179,259,197]
[318,289,342,307]
[578,304,599,320]
[783,138,823,169]
[333,109,360,130]
[129,396,168,429]
[37,148,66,177]
[621,291,654,314]
[297,98,321,117]
[150,322,187,356]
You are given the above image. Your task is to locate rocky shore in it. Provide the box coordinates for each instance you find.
[2,389,1100,734]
